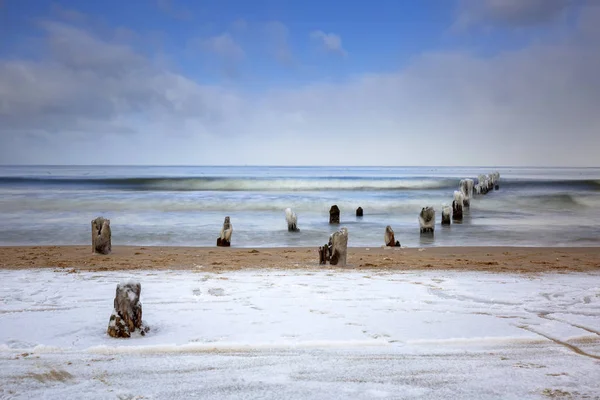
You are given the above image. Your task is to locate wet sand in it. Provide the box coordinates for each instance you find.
[0,246,598,273]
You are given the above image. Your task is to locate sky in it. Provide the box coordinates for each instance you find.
[0,0,599,166]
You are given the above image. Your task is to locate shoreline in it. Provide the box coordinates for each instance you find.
[0,245,599,273]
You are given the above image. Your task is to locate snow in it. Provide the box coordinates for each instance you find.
[1,269,599,399]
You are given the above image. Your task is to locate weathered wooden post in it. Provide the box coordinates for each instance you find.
[419,207,435,234]
[329,227,348,266]
[384,225,400,247]
[329,205,340,224]
[452,191,464,222]
[217,216,233,247]
[107,282,149,338]
[285,208,299,232]
[478,175,489,195]
[441,205,451,225]
[492,171,500,190]
[318,244,330,265]
[460,179,474,207]
[92,217,111,255]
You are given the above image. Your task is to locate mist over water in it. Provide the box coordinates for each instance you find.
[0,166,599,248]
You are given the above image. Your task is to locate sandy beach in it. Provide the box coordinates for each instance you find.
[2,267,600,398]
[1,245,598,273]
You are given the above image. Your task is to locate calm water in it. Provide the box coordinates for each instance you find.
[0,166,599,248]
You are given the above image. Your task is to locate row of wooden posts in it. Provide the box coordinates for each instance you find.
[320,172,501,267]
[92,173,501,267]
[421,172,500,234]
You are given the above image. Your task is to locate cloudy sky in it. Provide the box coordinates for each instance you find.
[1,0,599,166]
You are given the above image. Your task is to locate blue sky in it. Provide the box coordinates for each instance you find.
[0,0,598,166]
[3,0,455,84]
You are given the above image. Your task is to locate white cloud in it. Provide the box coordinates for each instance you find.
[200,33,245,61]
[310,30,347,56]
[0,20,239,140]
[1,8,600,166]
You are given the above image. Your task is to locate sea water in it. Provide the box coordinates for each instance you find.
[0,166,598,247]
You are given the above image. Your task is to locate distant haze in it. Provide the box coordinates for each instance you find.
[1,0,599,166]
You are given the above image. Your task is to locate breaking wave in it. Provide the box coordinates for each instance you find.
[2,176,599,192]
[0,176,458,191]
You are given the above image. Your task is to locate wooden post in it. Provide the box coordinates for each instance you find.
[329,228,348,266]
[92,217,111,255]
[285,208,299,232]
[384,225,400,247]
[419,207,435,234]
[329,205,340,224]
[217,216,233,247]
[107,282,149,338]
[452,191,463,222]
[441,205,451,225]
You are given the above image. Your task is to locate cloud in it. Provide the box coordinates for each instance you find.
[0,20,238,142]
[1,8,600,166]
[156,0,192,21]
[199,33,244,61]
[190,33,245,78]
[265,21,293,65]
[455,0,573,29]
[310,30,347,56]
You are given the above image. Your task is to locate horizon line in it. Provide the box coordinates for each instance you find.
[0,164,598,169]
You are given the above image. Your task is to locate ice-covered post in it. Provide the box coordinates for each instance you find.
[91,217,111,255]
[478,175,489,195]
[419,207,435,234]
[452,191,464,222]
[460,179,474,207]
[329,205,340,224]
[492,171,500,190]
[329,227,348,266]
[486,174,494,192]
[217,216,233,247]
[107,282,149,338]
[285,208,299,232]
[441,205,451,225]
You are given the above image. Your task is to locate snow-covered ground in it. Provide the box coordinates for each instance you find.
[1,269,599,399]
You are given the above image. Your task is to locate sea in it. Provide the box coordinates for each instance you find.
[0,166,599,248]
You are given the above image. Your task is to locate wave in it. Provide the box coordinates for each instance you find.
[473,192,600,211]
[495,179,600,191]
[2,176,599,192]
[0,197,455,213]
[0,176,458,191]
[3,196,599,217]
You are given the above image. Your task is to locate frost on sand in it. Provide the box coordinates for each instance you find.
[0,269,599,399]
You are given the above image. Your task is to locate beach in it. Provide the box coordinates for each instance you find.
[1,267,599,399]
[1,245,599,272]
[2,165,600,398]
